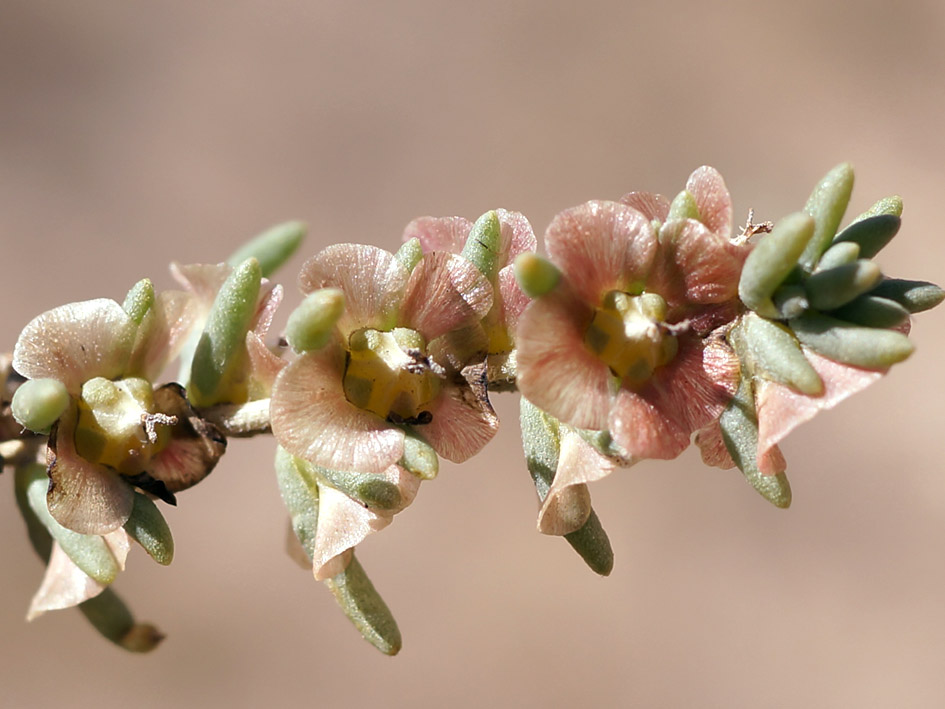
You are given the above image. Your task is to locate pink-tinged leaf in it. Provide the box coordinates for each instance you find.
[545,201,658,306]
[149,384,226,493]
[619,191,671,222]
[245,331,286,397]
[270,347,404,474]
[421,365,498,463]
[686,166,733,238]
[27,543,104,620]
[46,407,135,535]
[298,244,408,336]
[402,216,472,254]
[128,290,197,381]
[516,289,614,431]
[401,253,493,341]
[654,220,748,307]
[756,349,884,474]
[496,209,537,263]
[538,430,617,536]
[13,299,137,395]
[311,467,420,581]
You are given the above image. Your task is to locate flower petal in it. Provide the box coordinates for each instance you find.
[401,252,493,341]
[245,331,286,397]
[298,244,408,335]
[496,209,538,263]
[13,299,137,394]
[686,166,733,238]
[270,346,405,474]
[609,387,690,460]
[756,349,884,473]
[545,201,658,306]
[170,262,229,312]
[253,283,283,337]
[516,288,614,431]
[46,407,135,535]
[128,290,197,381]
[27,543,105,620]
[497,265,531,331]
[149,384,226,493]
[402,216,471,254]
[421,363,498,463]
[619,191,670,222]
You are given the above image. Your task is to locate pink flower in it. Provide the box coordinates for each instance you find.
[13,294,225,534]
[516,167,747,460]
[270,243,499,476]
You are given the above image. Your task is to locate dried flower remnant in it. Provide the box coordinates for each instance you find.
[516,167,746,463]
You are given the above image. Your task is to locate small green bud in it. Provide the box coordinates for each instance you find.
[12,378,70,433]
[666,190,699,221]
[123,493,174,565]
[736,313,823,395]
[394,237,423,273]
[832,295,910,329]
[870,278,945,314]
[790,311,914,369]
[189,257,262,406]
[401,431,438,480]
[122,279,155,325]
[514,253,561,299]
[285,288,346,353]
[739,212,815,318]
[799,162,855,271]
[461,210,502,281]
[227,221,306,278]
[805,259,883,311]
[815,241,859,272]
[324,554,402,656]
[832,214,901,260]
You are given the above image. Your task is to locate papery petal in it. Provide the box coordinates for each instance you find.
[619,191,671,222]
[496,209,537,262]
[497,265,530,331]
[402,216,471,254]
[270,346,404,474]
[47,407,135,535]
[421,364,498,463]
[610,388,690,460]
[756,349,884,473]
[27,543,105,620]
[253,283,282,337]
[401,252,493,341]
[128,290,197,381]
[298,244,408,335]
[545,201,658,306]
[516,288,613,431]
[13,299,137,394]
[653,220,747,307]
[245,331,286,397]
[695,419,787,474]
[149,384,226,492]
[538,430,616,535]
[170,262,229,312]
[311,469,419,581]
[686,166,733,238]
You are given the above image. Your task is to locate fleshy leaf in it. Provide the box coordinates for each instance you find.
[869,278,945,314]
[799,163,855,271]
[123,493,174,566]
[285,288,346,353]
[122,279,155,325]
[513,253,561,298]
[735,313,822,395]
[815,241,859,271]
[666,190,699,222]
[78,588,165,652]
[324,553,402,656]
[461,210,502,281]
[738,212,815,318]
[227,220,306,278]
[789,312,913,369]
[832,214,901,260]
[400,430,438,480]
[275,446,320,562]
[394,237,423,273]
[11,378,70,433]
[832,295,910,329]
[805,259,882,311]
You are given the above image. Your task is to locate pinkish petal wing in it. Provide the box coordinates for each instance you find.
[13,299,137,394]
[270,346,405,474]
[496,209,537,263]
[27,543,105,620]
[516,289,614,431]
[421,365,498,463]
[619,191,671,222]
[245,331,286,397]
[694,420,735,469]
[401,252,493,341]
[756,349,884,472]
[656,219,747,306]
[312,483,393,581]
[170,262,229,312]
[545,201,658,306]
[46,407,135,535]
[402,216,472,254]
[253,283,283,337]
[686,166,733,238]
[128,289,197,381]
[609,387,690,460]
[298,244,409,336]
[497,265,531,331]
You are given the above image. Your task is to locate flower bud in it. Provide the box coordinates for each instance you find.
[514,253,561,299]
[11,378,70,433]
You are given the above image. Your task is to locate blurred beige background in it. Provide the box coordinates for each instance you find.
[2,1,945,706]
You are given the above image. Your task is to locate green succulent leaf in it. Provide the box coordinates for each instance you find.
[461,210,502,281]
[123,493,174,566]
[275,446,320,562]
[667,190,699,222]
[79,588,164,653]
[514,253,561,299]
[285,288,345,353]
[771,284,809,320]
[805,260,883,311]
[14,464,53,561]
[394,237,423,273]
[869,278,945,314]
[799,162,854,271]
[832,214,901,260]
[122,279,155,325]
[815,241,860,272]
[735,313,822,395]
[831,295,910,329]
[11,378,70,433]
[789,311,914,369]
[324,553,402,656]
[400,430,438,480]
[227,220,306,278]
[852,195,903,221]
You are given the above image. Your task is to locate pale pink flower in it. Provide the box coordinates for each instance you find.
[271,244,498,475]
[517,167,747,461]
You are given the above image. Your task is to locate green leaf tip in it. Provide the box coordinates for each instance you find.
[12,378,70,433]
[401,431,438,480]
[394,237,423,273]
[227,220,306,278]
[285,288,346,353]
[124,493,174,565]
[275,446,319,563]
[514,252,561,299]
[667,190,699,222]
[870,278,945,314]
[461,210,502,281]
[738,212,815,318]
[832,295,909,329]
[805,260,883,312]
[799,162,855,271]
[735,313,822,396]
[79,589,165,653]
[789,311,914,369]
[325,554,402,656]
[832,214,900,260]
[189,257,262,406]
[122,278,155,325]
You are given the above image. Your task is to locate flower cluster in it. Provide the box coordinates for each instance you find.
[2,167,940,656]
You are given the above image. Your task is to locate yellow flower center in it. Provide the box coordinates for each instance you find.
[74,377,173,475]
[584,291,678,387]
[343,328,442,423]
